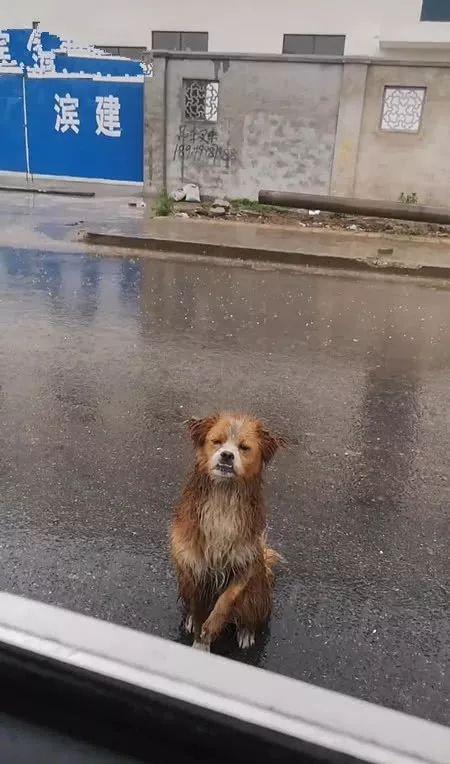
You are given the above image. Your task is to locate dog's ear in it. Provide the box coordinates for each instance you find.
[260,427,288,463]
[186,416,218,447]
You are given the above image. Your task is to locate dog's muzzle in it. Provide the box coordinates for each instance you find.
[214,450,235,476]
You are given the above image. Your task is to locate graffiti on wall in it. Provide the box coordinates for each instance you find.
[173,125,237,166]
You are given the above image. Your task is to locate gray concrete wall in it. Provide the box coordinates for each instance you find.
[147,53,342,199]
[145,57,166,189]
[145,52,450,207]
[354,64,450,206]
[330,63,368,197]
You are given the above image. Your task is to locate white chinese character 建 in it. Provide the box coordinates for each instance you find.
[54,93,80,134]
[95,95,121,138]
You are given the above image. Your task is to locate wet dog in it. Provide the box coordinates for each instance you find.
[170,413,284,651]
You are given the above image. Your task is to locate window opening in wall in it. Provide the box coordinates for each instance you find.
[97,45,146,60]
[152,31,208,51]
[421,0,450,21]
[282,34,345,55]
[380,87,426,133]
[184,80,219,122]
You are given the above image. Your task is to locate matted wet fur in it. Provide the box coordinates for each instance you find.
[170,413,284,650]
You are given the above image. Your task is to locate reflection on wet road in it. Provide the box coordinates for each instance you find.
[0,248,448,724]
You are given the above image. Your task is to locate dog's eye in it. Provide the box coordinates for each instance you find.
[239,444,250,451]
[212,439,222,446]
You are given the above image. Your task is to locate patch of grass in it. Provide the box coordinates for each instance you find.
[154,189,174,217]
[230,198,284,214]
[399,192,418,205]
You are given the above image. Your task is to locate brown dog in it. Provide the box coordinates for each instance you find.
[170,413,284,650]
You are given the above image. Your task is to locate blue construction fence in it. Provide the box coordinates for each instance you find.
[0,28,148,184]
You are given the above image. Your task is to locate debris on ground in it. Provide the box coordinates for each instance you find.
[169,183,201,203]
[169,187,186,202]
[183,183,200,203]
[212,198,231,210]
[194,206,209,217]
[170,198,450,238]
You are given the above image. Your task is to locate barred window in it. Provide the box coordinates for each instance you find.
[184,80,219,122]
[152,31,208,51]
[282,34,345,55]
[96,45,146,60]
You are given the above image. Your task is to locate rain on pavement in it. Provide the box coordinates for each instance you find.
[0,245,448,725]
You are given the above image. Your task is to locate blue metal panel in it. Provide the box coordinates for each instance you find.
[25,77,143,182]
[55,55,143,77]
[40,32,63,51]
[0,74,27,173]
[1,28,146,183]
[6,28,35,68]
[6,28,63,69]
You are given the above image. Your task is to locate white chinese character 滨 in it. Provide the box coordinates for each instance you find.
[54,93,80,134]
[95,95,121,138]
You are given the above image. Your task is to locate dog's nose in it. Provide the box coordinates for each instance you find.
[220,450,234,464]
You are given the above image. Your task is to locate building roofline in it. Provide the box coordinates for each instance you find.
[147,49,450,68]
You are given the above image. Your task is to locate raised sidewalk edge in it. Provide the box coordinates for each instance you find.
[83,230,450,278]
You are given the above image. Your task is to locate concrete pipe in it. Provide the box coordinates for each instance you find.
[258,190,450,225]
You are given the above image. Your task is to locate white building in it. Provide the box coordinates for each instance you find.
[4,0,450,60]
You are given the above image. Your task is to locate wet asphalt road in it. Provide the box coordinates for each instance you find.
[0,246,448,725]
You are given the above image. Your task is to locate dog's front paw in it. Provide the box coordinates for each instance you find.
[200,611,223,644]
[192,639,210,651]
[184,614,194,634]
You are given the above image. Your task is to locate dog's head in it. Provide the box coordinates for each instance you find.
[187,413,285,480]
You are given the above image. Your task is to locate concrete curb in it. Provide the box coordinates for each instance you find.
[0,185,95,198]
[83,230,450,278]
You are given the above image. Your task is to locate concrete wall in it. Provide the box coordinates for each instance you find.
[148,54,342,199]
[6,0,450,60]
[354,64,450,206]
[146,52,450,207]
